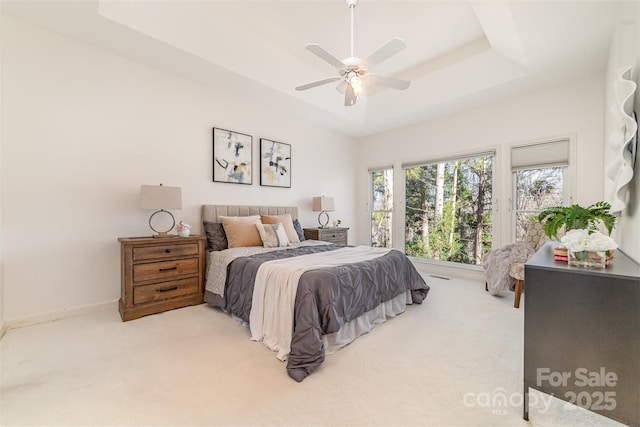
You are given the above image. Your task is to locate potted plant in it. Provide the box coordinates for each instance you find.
[537,201,617,239]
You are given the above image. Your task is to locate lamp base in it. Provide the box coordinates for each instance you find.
[149,209,177,237]
[317,211,330,228]
[152,232,179,238]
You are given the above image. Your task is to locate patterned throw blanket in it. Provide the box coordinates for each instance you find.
[482,242,535,295]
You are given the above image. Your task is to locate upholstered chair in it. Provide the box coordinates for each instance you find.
[508,221,547,308]
[483,219,550,308]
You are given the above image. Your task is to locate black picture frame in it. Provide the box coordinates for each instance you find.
[212,128,253,185]
[260,138,291,188]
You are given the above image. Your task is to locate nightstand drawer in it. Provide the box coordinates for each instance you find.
[321,231,346,243]
[133,242,199,261]
[304,227,349,245]
[133,277,200,305]
[133,258,199,283]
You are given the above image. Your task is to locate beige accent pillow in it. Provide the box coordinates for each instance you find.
[256,223,289,248]
[260,214,300,243]
[219,215,263,248]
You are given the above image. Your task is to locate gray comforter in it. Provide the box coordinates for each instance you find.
[207,245,430,381]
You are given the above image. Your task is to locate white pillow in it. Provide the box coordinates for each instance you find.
[256,223,290,248]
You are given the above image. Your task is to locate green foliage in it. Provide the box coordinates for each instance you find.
[537,201,617,239]
[404,155,493,265]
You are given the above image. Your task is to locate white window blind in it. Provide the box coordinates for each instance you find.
[511,140,569,171]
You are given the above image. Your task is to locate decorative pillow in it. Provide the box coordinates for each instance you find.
[256,223,289,248]
[293,219,305,241]
[219,215,263,248]
[260,214,300,244]
[203,221,228,251]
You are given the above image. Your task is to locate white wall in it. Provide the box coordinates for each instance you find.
[1,16,357,322]
[355,73,606,253]
[608,1,640,263]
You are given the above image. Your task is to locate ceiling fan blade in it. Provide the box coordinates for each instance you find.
[364,74,411,90]
[344,85,357,107]
[295,77,342,91]
[305,44,345,69]
[336,80,348,95]
[363,37,407,69]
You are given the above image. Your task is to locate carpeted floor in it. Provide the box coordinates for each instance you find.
[0,276,623,426]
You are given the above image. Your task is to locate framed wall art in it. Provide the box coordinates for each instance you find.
[213,127,252,185]
[605,66,637,214]
[260,138,291,188]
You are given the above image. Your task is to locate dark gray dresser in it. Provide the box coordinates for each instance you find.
[523,241,640,426]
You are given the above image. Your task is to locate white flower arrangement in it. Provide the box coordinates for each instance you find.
[560,229,617,253]
[176,221,191,237]
[176,221,191,232]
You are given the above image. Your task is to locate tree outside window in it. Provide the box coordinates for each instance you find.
[371,168,393,248]
[404,154,493,265]
[513,167,566,241]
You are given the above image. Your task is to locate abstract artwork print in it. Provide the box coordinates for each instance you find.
[260,138,291,188]
[213,128,253,185]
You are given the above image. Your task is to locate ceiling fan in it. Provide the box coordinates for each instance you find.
[295,0,410,107]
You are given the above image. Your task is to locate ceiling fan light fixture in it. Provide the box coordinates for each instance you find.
[296,0,409,107]
[349,74,363,96]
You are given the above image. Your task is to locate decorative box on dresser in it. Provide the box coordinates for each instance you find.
[118,235,206,321]
[523,241,640,426]
[303,227,349,245]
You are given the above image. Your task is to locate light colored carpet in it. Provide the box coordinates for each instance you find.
[0,276,623,426]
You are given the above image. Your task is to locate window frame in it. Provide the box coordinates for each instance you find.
[369,166,394,248]
[509,138,574,243]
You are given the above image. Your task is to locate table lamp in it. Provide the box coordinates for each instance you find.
[139,184,182,237]
[312,196,335,228]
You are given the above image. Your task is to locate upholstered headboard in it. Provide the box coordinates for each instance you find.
[201,205,298,223]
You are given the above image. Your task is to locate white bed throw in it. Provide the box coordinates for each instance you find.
[250,246,391,361]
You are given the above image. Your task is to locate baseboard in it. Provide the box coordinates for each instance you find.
[411,259,484,282]
[4,299,119,333]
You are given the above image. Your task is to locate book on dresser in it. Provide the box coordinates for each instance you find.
[118,235,205,321]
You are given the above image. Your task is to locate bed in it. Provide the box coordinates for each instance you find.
[202,204,430,381]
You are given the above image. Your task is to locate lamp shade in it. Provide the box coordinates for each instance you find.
[312,196,335,212]
[140,184,182,210]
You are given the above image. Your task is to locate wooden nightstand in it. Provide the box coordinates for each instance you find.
[303,227,349,245]
[118,235,206,321]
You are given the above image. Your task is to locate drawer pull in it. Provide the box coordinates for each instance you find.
[157,286,179,293]
[165,249,172,253]
[159,266,178,272]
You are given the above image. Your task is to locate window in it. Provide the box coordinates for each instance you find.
[403,152,494,265]
[511,140,570,241]
[370,167,393,248]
